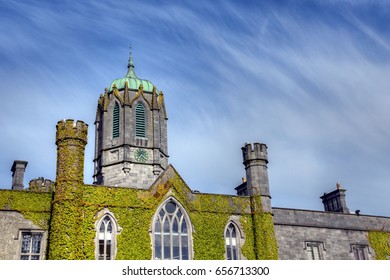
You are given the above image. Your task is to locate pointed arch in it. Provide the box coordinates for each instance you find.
[152,197,192,260]
[135,102,147,138]
[95,211,120,260]
[225,221,242,260]
[112,101,120,138]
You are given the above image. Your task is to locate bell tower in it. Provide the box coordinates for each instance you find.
[93,50,168,189]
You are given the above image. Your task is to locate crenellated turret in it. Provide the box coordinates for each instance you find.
[242,142,268,163]
[240,142,277,259]
[28,177,55,192]
[240,142,271,212]
[49,119,88,259]
[55,119,88,184]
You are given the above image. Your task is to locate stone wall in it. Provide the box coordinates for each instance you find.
[273,207,390,260]
[0,211,47,260]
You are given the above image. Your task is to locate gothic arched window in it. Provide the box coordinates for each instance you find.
[225,222,240,260]
[97,215,116,260]
[135,102,146,138]
[113,102,120,138]
[153,199,192,260]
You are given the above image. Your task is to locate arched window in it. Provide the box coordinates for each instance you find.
[225,222,240,260]
[113,102,120,138]
[153,199,192,260]
[135,102,146,138]
[97,215,116,260]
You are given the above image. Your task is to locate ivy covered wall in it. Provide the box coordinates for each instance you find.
[368,231,390,260]
[79,168,279,260]
[0,190,52,229]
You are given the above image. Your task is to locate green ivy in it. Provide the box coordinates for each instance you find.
[1,169,279,260]
[0,190,52,229]
[368,231,390,260]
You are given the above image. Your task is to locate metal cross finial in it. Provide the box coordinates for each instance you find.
[128,44,134,68]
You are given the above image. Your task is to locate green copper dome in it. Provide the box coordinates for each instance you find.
[109,51,155,92]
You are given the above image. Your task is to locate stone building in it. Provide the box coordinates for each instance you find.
[0,53,389,260]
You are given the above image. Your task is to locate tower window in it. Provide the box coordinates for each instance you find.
[113,102,120,138]
[135,103,146,138]
[225,223,240,260]
[153,199,192,260]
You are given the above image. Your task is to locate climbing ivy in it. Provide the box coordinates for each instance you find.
[0,190,52,229]
[368,231,390,260]
[0,171,279,260]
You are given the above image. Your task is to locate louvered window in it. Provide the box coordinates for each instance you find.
[159,113,162,146]
[135,103,146,138]
[113,102,120,138]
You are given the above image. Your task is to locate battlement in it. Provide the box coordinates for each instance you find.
[242,142,268,163]
[56,119,88,145]
[29,177,55,192]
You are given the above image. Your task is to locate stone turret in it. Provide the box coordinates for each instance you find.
[240,142,278,259]
[55,119,88,184]
[11,160,28,190]
[241,142,271,212]
[49,119,88,259]
[29,177,55,192]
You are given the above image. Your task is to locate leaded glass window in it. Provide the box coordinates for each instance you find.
[135,103,146,138]
[153,199,191,260]
[20,232,43,260]
[225,223,240,260]
[113,102,120,138]
[306,242,322,260]
[98,216,114,260]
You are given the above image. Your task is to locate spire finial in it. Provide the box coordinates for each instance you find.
[128,45,134,69]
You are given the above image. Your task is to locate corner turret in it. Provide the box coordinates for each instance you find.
[238,142,278,259]
[55,119,88,183]
[240,142,271,212]
[49,119,88,259]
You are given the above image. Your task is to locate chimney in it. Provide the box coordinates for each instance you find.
[11,160,28,190]
[320,182,349,213]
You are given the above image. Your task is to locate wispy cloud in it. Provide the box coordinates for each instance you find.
[0,0,389,216]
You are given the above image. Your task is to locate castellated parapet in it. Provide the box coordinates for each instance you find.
[28,177,55,192]
[55,119,88,184]
[56,119,88,146]
[242,142,268,164]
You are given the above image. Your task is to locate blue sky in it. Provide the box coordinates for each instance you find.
[0,0,389,216]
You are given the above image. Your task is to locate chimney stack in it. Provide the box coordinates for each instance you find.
[11,160,28,190]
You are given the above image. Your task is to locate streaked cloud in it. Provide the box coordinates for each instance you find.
[0,0,389,216]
